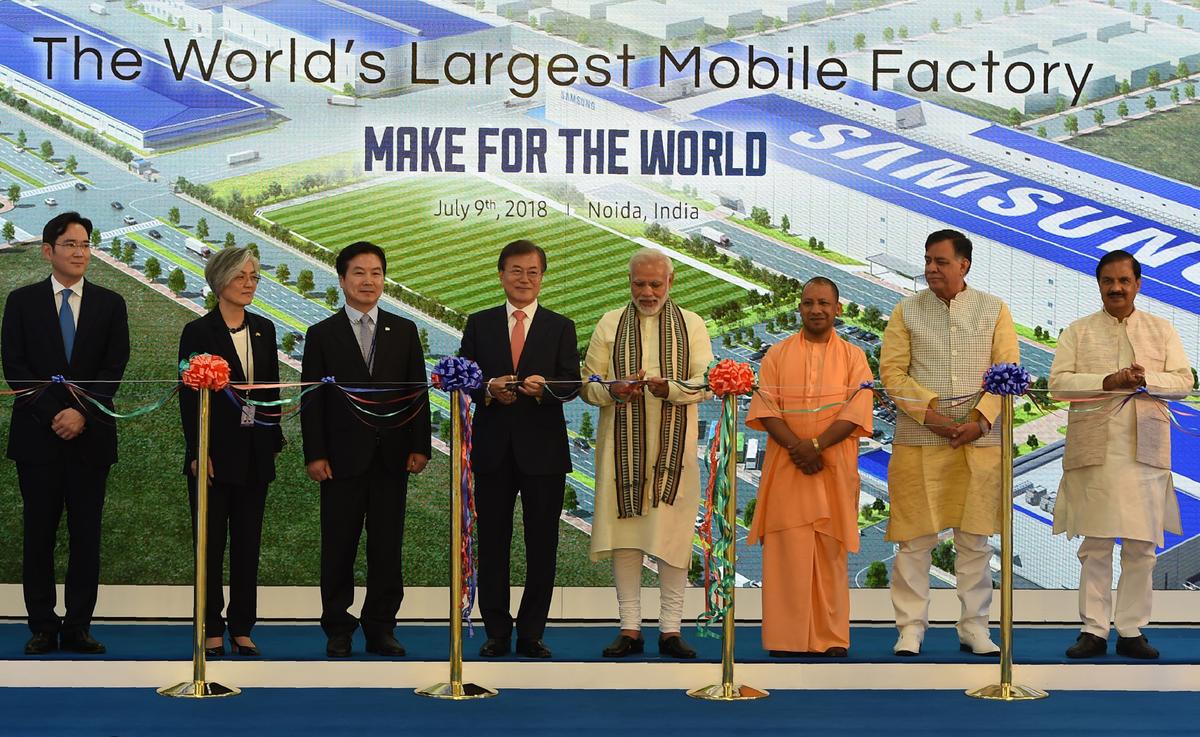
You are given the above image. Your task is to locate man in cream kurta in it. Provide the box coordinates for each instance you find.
[582,249,712,659]
[881,230,1019,657]
[1050,250,1192,660]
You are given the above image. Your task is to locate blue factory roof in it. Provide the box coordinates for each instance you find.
[0,1,269,135]
[971,124,1200,214]
[241,0,488,46]
[693,94,1200,315]
[338,0,490,39]
[241,0,416,46]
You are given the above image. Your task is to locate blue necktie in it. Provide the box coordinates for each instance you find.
[59,288,75,363]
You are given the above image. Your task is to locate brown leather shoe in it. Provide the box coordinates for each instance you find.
[1116,635,1158,660]
[1065,632,1107,659]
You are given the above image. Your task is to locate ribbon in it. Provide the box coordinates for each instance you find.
[696,393,737,638]
[982,362,1031,396]
[180,354,231,391]
[432,356,483,392]
[457,390,479,636]
[707,359,755,397]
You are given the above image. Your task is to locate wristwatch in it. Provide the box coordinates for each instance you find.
[811,438,821,452]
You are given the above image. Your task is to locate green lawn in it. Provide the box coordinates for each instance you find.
[209,151,361,203]
[267,177,748,344]
[0,246,622,586]
[1065,103,1200,187]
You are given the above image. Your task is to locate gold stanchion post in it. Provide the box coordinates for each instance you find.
[417,390,497,700]
[967,394,1047,701]
[688,395,767,701]
[159,388,240,698]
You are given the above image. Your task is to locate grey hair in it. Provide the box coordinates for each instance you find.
[205,246,260,294]
[628,247,674,276]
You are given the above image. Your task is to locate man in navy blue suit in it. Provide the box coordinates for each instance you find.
[2,212,129,655]
[459,240,580,659]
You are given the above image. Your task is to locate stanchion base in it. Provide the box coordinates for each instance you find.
[157,680,241,699]
[687,683,769,701]
[414,681,499,700]
[966,683,1049,701]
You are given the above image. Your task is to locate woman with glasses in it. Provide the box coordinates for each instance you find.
[178,246,283,656]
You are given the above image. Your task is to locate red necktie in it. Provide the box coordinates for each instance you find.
[511,309,526,371]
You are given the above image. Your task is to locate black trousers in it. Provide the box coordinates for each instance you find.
[188,468,268,638]
[320,452,408,640]
[17,461,110,635]
[474,465,565,642]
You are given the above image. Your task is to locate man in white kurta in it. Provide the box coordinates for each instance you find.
[581,249,712,659]
[1050,250,1192,660]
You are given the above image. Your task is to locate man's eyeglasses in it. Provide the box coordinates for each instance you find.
[54,240,90,251]
[506,268,542,280]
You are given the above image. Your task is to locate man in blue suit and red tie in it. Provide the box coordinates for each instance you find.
[2,212,130,655]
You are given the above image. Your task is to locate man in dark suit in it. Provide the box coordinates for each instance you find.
[301,241,431,658]
[1,212,130,655]
[459,240,580,659]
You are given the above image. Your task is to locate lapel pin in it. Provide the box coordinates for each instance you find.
[384,326,391,332]
[255,332,262,337]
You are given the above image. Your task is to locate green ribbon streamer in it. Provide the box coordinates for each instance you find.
[72,384,180,420]
[696,394,737,638]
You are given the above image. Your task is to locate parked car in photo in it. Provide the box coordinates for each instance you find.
[74,182,87,191]
[43,197,56,206]
[147,229,162,239]
[123,215,137,225]
[111,201,123,210]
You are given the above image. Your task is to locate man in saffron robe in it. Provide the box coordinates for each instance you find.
[746,277,873,656]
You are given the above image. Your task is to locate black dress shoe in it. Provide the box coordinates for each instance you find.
[516,638,552,659]
[366,634,406,657]
[1065,632,1107,659]
[59,630,106,654]
[769,650,804,658]
[602,634,644,658]
[205,644,225,657]
[326,634,352,658]
[24,632,57,655]
[479,638,511,657]
[1116,634,1159,660]
[658,634,696,659]
[823,646,848,658]
[234,643,261,657]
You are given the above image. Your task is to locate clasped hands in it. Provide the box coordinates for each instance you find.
[1103,363,1146,392]
[487,374,547,404]
[785,438,824,476]
[50,408,86,440]
[608,370,670,401]
[924,409,986,448]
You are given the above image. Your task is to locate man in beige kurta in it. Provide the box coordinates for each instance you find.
[747,277,873,656]
[881,230,1019,657]
[582,249,712,659]
[1051,250,1192,660]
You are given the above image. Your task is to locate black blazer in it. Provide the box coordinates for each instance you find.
[2,277,130,466]
[178,309,283,485]
[301,307,432,478]
[459,304,580,476]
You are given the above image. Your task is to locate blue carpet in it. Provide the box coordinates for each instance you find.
[4,622,1199,664]
[1,688,1198,736]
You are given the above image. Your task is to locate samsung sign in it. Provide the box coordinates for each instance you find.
[696,95,1200,314]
